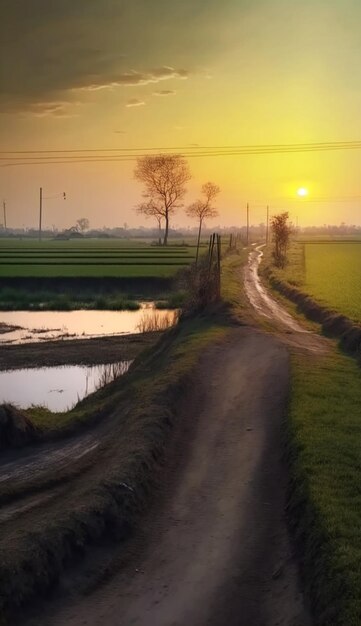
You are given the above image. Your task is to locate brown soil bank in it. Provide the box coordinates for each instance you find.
[0,332,160,371]
[0,333,161,451]
[264,267,361,360]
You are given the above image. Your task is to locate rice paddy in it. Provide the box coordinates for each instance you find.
[0,239,200,278]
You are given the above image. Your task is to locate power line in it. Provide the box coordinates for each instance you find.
[279,196,361,203]
[1,140,361,155]
[2,140,361,168]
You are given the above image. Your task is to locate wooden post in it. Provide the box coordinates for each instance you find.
[195,220,202,267]
[266,205,269,244]
[39,187,43,242]
[246,203,249,246]
[208,234,212,259]
[217,234,221,299]
[208,233,215,277]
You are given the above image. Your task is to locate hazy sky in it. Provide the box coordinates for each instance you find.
[1,0,361,229]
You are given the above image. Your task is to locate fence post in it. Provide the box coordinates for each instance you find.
[208,234,213,259]
[217,234,221,298]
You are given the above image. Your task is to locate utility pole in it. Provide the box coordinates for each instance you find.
[246,203,250,246]
[39,187,43,241]
[3,201,6,230]
[266,205,269,244]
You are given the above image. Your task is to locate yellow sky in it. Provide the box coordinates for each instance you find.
[1,0,361,229]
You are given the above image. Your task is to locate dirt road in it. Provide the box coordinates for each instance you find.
[244,246,329,355]
[20,329,310,626]
[9,249,317,625]
[244,246,304,332]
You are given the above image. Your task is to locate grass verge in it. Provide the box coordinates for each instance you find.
[0,288,140,312]
[287,351,361,626]
[0,276,175,309]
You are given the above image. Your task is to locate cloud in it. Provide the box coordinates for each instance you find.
[79,67,188,92]
[126,98,145,107]
[0,0,229,114]
[152,90,176,96]
[27,101,79,118]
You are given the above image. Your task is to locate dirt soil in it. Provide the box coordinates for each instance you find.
[244,246,329,356]
[16,328,311,626]
[0,332,160,370]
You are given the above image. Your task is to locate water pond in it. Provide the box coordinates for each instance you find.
[0,305,177,344]
[0,361,131,412]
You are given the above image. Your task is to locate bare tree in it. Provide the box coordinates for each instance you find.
[136,199,163,245]
[76,217,90,232]
[134,154,191,245]
[271,212,292,268]
[186,182,220,265]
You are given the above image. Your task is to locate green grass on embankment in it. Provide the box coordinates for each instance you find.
[0,287,141,311]
[266,241,361,323]
[288,351,361,626]
[221,249,250,318]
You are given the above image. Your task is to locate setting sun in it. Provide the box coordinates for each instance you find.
[297,187,309,197]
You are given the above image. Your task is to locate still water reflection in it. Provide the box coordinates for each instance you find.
[0,305,176,344]
[0,362,131,412]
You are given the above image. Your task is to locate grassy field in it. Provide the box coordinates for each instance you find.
[268,242,361,323]
[289,351,361,625]
[0,238,203,309]
[304,243,361,322]
[0,239,203,278]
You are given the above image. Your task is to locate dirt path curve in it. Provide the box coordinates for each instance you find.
[244,246,305,332]
[244,246,329,355]
[22,329,311,626]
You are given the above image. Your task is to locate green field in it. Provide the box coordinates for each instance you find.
[269,242,361,323]
[0,239,201,278]
[304,243,361,322]
[289,350,361,625]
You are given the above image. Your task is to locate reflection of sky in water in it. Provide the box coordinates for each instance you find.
[0,362,131,412]
[0,304,174,344]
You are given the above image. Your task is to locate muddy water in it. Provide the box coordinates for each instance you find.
[0,304,176,345]
[0,361,131,411]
